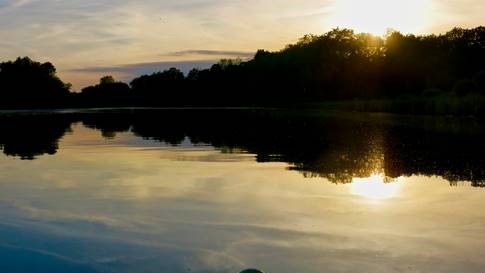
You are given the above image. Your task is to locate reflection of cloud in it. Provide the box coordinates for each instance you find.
[2,123,485,273]
[0,244,100,273]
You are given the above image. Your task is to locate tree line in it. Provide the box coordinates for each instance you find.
[1,26,485,109]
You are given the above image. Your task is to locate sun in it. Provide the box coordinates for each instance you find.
[329,0,432,35]
[351,173,401,200]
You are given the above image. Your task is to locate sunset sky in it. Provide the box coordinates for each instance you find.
[1,0,484,90]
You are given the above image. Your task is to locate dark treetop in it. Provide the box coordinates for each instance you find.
[1,27,485,113]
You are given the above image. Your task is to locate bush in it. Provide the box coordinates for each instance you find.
[453,79,478,96]
[474,70,485,94]
[423,88,445,97]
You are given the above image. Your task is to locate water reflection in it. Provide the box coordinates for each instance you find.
[351,174,402,200]
[1,110,485,273]
[0,114,72,160]
[1,109,484,187]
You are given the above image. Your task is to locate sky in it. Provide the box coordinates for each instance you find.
[0,0,484,90]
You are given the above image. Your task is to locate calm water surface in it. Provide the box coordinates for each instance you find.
[0,109,484,273]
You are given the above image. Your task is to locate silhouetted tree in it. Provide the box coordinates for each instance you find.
[2,26,485,111]
[79,75,130,107]
[0,57,70,108]
[100,75,116,85]
[130,67,188,105]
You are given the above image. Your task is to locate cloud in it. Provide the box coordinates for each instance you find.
[164,50,255,59]
[0,0,35,10]
[430,0,485,31]
[65,60,217,88]
[71,60,216,74]
[70,50,256,78]
[2,0,485,89]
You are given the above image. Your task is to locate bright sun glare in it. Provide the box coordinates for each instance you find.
[330,0,432,35]
[351,173,401,200]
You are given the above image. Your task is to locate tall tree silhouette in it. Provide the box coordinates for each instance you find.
[78,75,130,107]
[0,57,70,108]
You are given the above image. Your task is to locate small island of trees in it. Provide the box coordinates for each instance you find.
[1,26,485,114]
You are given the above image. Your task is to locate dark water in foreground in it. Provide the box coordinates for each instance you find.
[0,109,484,273]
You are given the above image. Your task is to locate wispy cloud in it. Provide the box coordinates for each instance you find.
[65,60,217,89]
[164,50,254,58]
[1,0,484,88]
[0,0,36,10]
[70,60,217,74]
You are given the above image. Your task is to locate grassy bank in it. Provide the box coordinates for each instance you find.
[315,94,485,116]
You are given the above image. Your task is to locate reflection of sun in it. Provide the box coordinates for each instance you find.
[329,0,432,35]
[351,173,401,200]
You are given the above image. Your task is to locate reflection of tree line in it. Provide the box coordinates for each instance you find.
[0,114,72,160]
[1,110,484,187]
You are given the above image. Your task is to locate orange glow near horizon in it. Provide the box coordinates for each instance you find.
[329,0,433,35]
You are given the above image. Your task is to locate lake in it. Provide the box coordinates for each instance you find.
[0,109,484,273]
